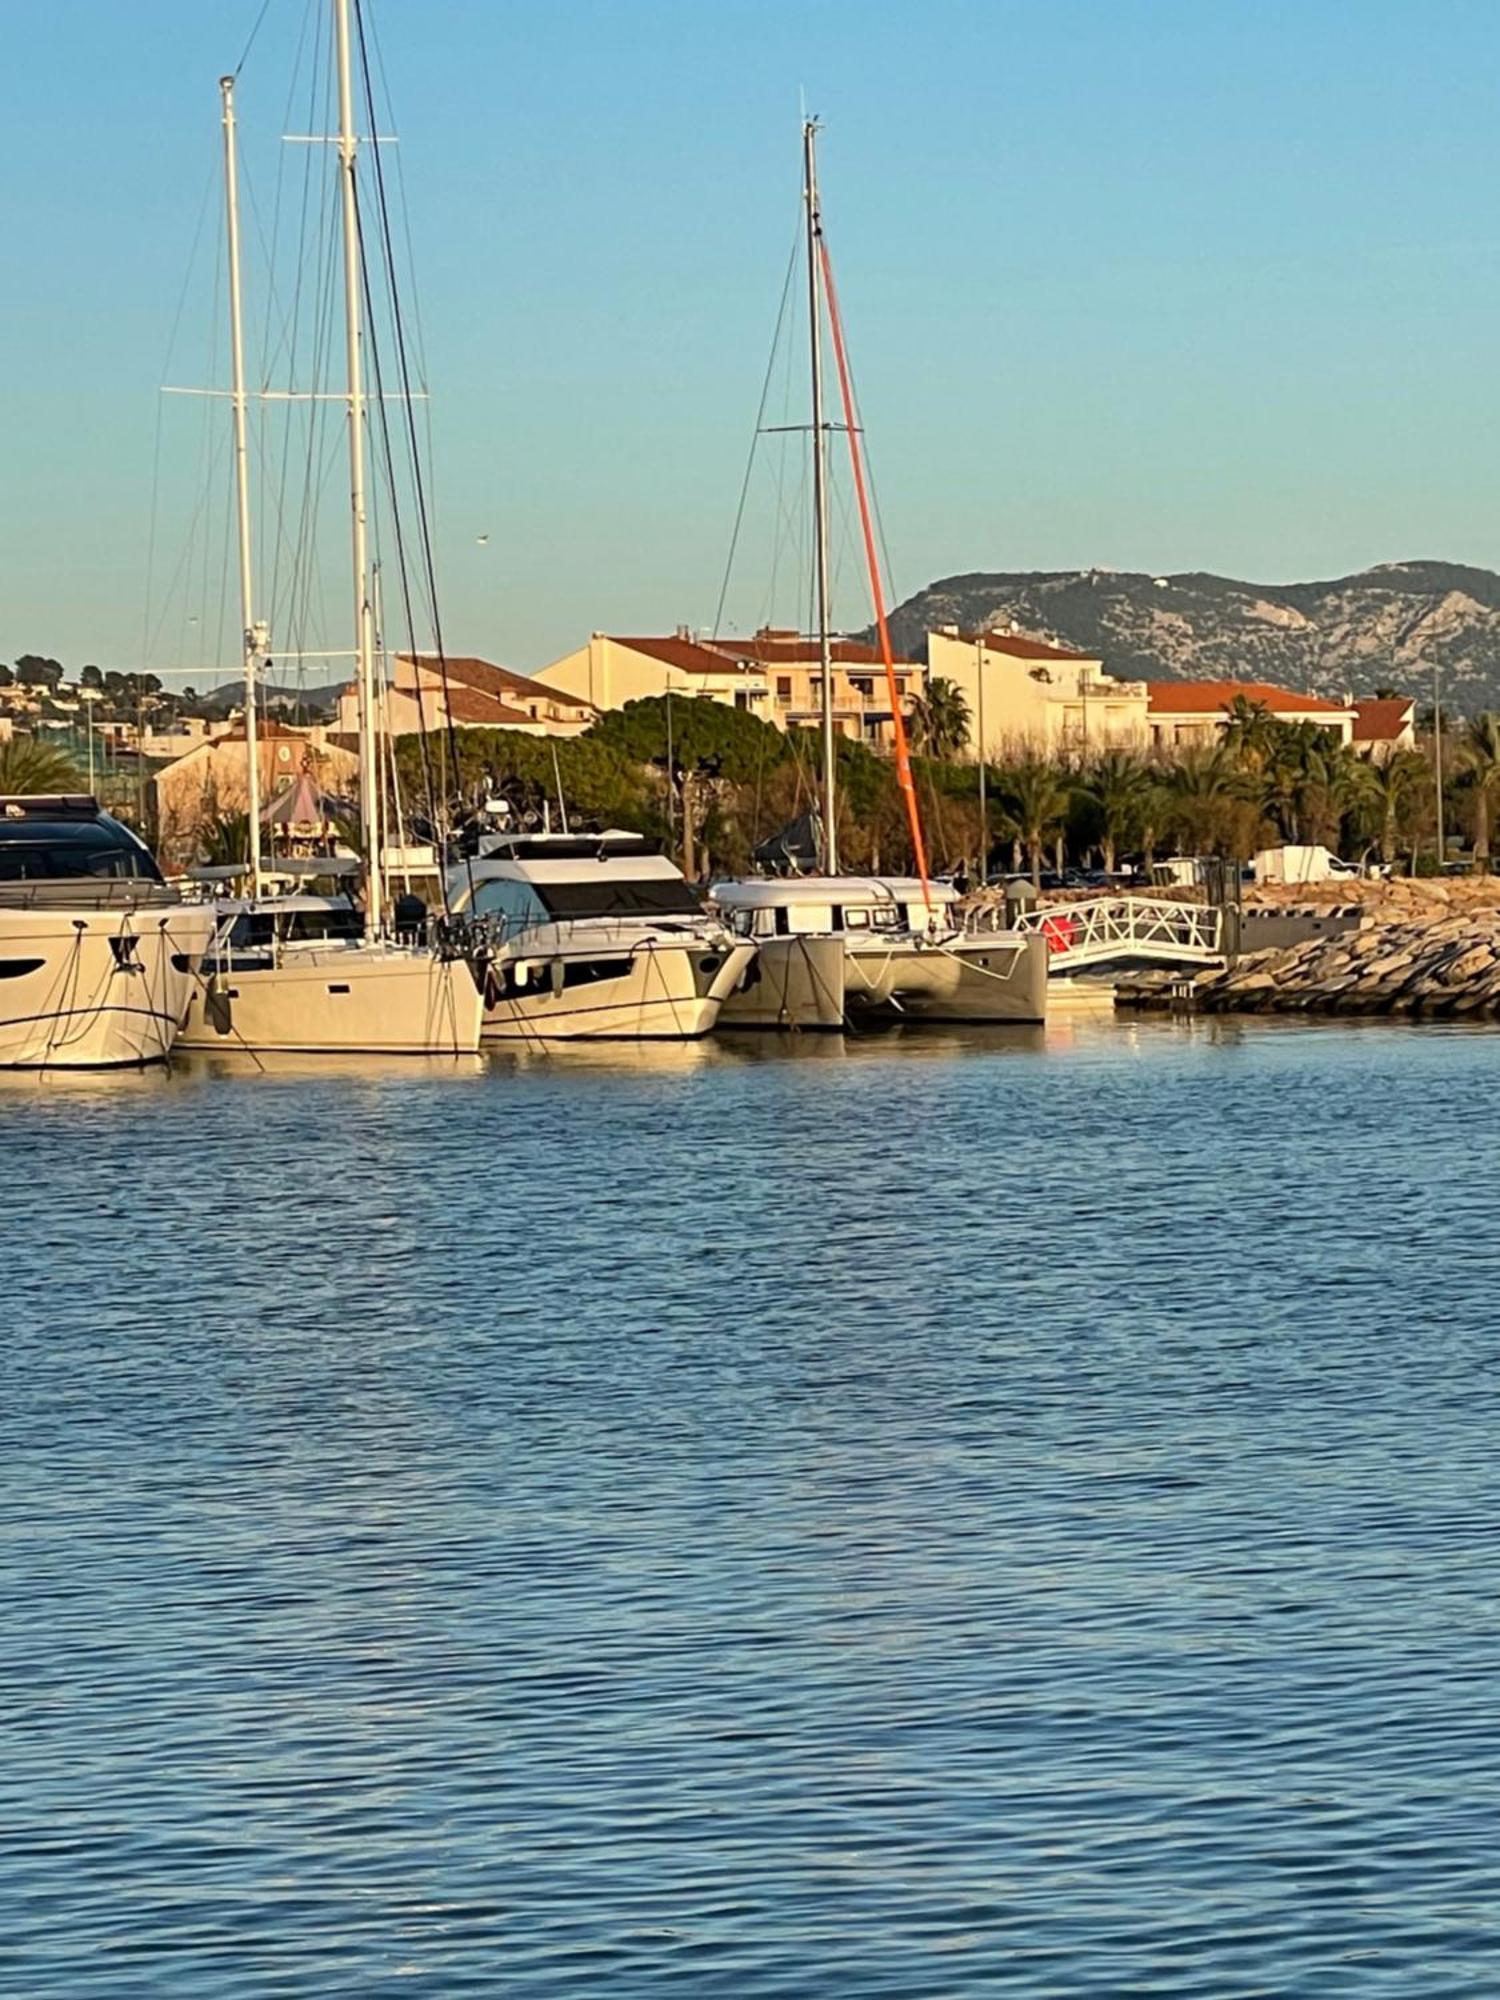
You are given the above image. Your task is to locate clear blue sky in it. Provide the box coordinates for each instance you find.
[3,0,1499,682]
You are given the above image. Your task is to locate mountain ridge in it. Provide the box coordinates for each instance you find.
[883,560,1500,708]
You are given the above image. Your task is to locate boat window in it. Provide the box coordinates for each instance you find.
[227,913,276,950]
[871,904,902,931]
[0,838,161,882]
[0,958,44,979]
[282,906,363,943]
[829,906,843,931]
[752,909,777,939]
[845,908,870,929]
[472,878,551,936]
[560,957,632,989]
[536,878,702,921]
[774,906,791,937]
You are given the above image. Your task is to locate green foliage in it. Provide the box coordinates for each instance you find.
[0,736,86,795]
[198,811,251,867]
[909,676,971,759]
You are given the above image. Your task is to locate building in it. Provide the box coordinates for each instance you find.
[1351,696,1417,760]
[536,627,925,746]
[538,631,775,722]
[334,654,597,739]
[153,719,358,847]
[1146,681,1356,749]
[925,626,1149,756]
[727,629,924,747]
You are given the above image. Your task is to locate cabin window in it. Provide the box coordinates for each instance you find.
[845,908,870,929]
[537,879,702,921]
[0,958,44,980]
[560,957,632,989]
[774,906,791,936]
[828,906,844,931]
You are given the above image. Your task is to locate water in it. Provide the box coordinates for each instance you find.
[6,1015,1500,1995]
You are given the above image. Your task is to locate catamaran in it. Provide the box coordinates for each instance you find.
[174,23,482,1055]
[712,121,1046,1032]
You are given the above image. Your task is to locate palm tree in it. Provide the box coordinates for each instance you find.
[909,677,971,759]
[0,736,85,795]
[1356,749,1424,867]
[1460,712,1500,871]
[1221,695,1279,768]
[1082,749,1151,874]
[1000,756,1072,887]
[1164,746,1244,855]
[198,811,251,868]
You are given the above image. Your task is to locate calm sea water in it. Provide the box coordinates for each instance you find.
[5,1014,1500,1996]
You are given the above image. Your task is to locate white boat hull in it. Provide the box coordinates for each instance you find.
[481,940,756,1041]
[719,930,1048,1028]
[0,903,216,1069]
[178,943,484,1054]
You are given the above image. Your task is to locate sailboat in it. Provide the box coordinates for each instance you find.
[712,121,1046,1030]
[176,18,482,1056]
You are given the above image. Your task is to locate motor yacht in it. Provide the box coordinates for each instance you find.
[445,829,755,1040]
[711,874,1047,1029]
[0,795,216,1069]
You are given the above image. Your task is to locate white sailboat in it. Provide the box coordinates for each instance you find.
[713,121,1046,1031]
[176,23,482,1056]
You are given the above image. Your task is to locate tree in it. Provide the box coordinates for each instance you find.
[0,736,85,795]
[1221,695,1280,768]
[1081,749,1152,874]
[1459,712,1500,871]
[79,664,104,690]
[14,655,63,690]
[1000,756,1071,887]
[1356,749,1424,867]
[1164,746,1246,855]
[0,664,14,688]
[908,677,971,759]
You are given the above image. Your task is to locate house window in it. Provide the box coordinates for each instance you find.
[776,676,793,700]
[849,675,873,698]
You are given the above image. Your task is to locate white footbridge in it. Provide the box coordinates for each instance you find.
[966,896,1226,974]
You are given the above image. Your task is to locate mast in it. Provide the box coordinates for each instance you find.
[333,0,383,934]
[220,74,264,898]
[804,119,837,875]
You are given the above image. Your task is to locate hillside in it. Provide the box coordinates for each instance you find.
[197,679,345,721]
[883,561,1500,709]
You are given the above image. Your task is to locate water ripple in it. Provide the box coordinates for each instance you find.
[4,1019,1500,1993]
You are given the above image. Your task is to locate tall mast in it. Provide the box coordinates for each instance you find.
[334,0,383,933]
[220,74,264,898]
[804,119,837,875]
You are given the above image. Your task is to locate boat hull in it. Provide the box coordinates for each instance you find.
[0,903,216,1069]
[481,940,756,1041]
[178,944,484,1054]
[846,932,1049,1024]
[718,930,1048,1028]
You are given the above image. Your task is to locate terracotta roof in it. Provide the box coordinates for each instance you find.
[1352,696,1415,743]
[445,686,537,728]
[731,633,917,668]
[400,654,596,715]
[1146,680,1348,716]
[606,635,759,676]
[966,630,1094,663]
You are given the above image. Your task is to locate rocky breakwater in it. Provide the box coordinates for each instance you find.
[1122,884,1500,1018]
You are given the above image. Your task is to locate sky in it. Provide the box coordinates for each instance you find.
[3,0,1500,683]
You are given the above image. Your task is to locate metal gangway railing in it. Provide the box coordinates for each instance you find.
[966,895,1225,972]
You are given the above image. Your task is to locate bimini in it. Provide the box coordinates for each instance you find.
[0,795,215,1069]
[445,829,755,1040]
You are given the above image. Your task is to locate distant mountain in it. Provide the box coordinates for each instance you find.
[883,561,1500,709]
[197,679,345,722]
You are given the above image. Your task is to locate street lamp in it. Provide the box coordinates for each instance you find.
[1431,657,1446,868]
[80,687,103,797]
[975,633,988,885]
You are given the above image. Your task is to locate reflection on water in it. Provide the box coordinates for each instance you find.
[6,1014,1500,1994]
